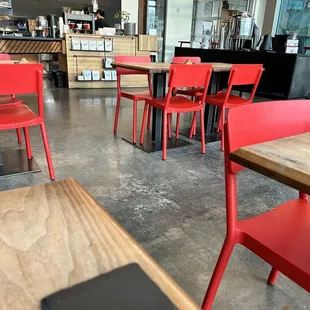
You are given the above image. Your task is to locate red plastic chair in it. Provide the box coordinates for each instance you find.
[191,64,264,150]
[0,53,23,143]
[140,64,212,160]
[113,56,153,144]
[0,64,55,180]
[202,100,310,310]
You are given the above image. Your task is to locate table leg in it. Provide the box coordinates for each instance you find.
[151,73,166,142]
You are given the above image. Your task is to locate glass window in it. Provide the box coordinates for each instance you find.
[276,0,310,35]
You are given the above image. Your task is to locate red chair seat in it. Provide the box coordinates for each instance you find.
[238,199,310,288]
[146,96,202,112]
[121,90,152,101]
[207,92,251,107]
[0,105,38,129]
[0,96,23,105]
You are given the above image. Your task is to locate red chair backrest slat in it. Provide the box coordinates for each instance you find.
[166,64,212,106]
[0,54,10,60]
[226,100,310,174]
[0,63,43,95]
[115,56,151,75]
[172,57,201,64]
[0,63,44,117]
[228,64,263,86]
[223,64,264,104]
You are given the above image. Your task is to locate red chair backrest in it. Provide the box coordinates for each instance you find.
[172,57,201,64]
[0,63,44,117]
[225,64,264,103]
[225,100,310,174]
[0,54,10,61]
[166,64,212,106]
[115,56,151,75]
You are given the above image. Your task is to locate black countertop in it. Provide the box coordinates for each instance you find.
[0,36,62,41]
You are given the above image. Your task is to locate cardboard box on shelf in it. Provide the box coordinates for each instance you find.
[92,71,100,80]
[82,70,92,80]
[103,70,112,81]
[81,40,90,51]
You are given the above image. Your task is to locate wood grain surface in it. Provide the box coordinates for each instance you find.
[0,179,200,310]
[231,133,310,194]
[112,62,233,73]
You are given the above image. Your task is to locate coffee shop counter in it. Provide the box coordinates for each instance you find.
[59,33,158,89]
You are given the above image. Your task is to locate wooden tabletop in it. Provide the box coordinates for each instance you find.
[231,132,310,194]
[0,179,200,310]
[112,62,232,73]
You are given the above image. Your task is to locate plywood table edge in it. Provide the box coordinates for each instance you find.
[231,148,310,194]
[72,179,200,310]
[0,178,200,310]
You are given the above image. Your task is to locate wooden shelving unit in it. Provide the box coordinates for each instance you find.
[60,33,153,89]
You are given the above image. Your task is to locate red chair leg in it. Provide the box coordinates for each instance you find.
[40,122,55,180]
[176,113,181,140]
[200,110,206,154]
[189,112,197,139]
[133,100,137,144]
[23,127,32,159]
[202,238,235,310]
[113,95,121,134]
[220,108,225,151]
[167,113,172,139]
[147,105,152,130]
[16,128,22,144]
[267,268,280,286]
[217,108,223,132]
[140,104,149,145]
[162,111,168,160]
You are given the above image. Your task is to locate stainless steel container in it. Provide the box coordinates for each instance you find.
[124,23,136,36]
[228,12,254,40]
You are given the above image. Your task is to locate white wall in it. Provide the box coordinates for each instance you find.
[253,0,267,34]
[121,0,139,33]
[262,0,278,35]
[164,0,193,62]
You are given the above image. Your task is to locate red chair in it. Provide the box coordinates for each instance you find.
[202,100,310,310]
[113,56,152,144]
[140,64,212,160]
[0,64,55,180]
[0,53,23,143]
[172,57,203,97]
[191,64,264,150]
[172,57,203,136]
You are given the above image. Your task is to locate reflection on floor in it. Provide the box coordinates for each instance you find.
[0,84,308,309]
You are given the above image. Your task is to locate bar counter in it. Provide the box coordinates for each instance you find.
[175,47,310,100]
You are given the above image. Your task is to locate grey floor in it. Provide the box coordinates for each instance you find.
[0,83,309,309]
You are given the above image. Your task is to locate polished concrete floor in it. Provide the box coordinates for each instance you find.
[0,84,309,309]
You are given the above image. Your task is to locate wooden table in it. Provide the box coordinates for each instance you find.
[113,62,232,152]
[0,178,200,310]
[231,132,310,194]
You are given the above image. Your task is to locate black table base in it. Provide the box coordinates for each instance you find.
[122,131,192,154]
[0,149,41,178]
